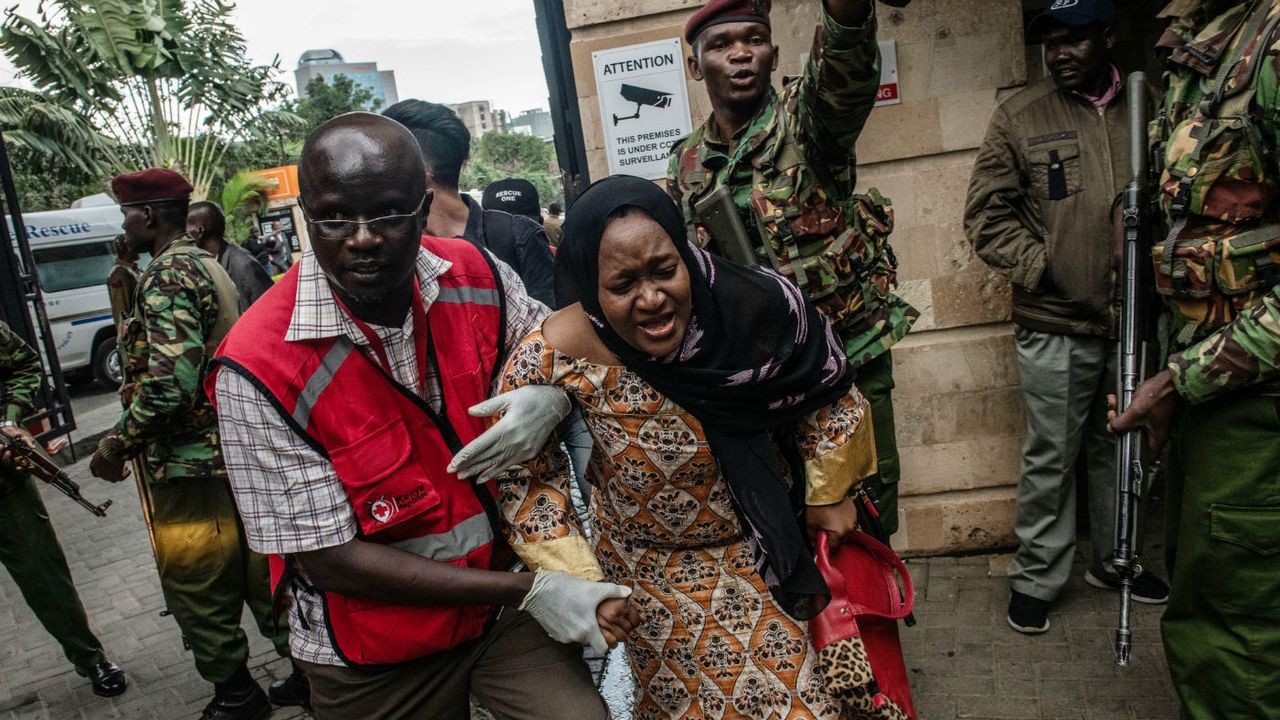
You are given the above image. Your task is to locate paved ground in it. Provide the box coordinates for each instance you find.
[1,440,1179,719]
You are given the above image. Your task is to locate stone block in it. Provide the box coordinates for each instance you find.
[893,324,1021,395]
[894,487,1018,556]
[564,0,697,30]
[859,99,944,165]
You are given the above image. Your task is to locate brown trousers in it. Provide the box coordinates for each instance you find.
[299,609,608,720]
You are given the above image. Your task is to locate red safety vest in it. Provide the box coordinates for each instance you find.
[208,236,506,666]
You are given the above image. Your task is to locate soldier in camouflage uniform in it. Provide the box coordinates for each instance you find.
[0,320,128,697]
[88,169,302,720]
[668,0,918,533]
[1110,1,1280,716]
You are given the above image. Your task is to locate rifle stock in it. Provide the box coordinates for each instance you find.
[1113,71,1151,668]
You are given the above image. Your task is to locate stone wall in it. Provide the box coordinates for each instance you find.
[565,0,1034,555]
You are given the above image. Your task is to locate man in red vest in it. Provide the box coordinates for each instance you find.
[208,113,634,719]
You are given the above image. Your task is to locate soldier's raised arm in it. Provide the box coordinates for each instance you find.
[790,0,886,198]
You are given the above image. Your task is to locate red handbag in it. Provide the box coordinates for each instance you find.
[811,531,918,720]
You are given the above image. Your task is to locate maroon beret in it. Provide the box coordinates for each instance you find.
[685,0,772,44]
[111,168,194,206]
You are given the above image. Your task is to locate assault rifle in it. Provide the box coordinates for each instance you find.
[1113,71,1153,668]
[1,432,112,517]
[694,185,760,268]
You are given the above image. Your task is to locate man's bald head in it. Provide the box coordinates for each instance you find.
[299,112,428,201]
[297,112,433,317]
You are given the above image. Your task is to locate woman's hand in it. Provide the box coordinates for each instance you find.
[596,596,642,648]
[805,495,860,548]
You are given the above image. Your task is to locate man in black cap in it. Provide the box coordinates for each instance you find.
[483,178,543,225]
[382,100,556,307]
[964,0,1167,635]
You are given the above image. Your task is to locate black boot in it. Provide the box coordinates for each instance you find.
[83,660,128,697]
[267,661,310,709]
[201,665,271,720]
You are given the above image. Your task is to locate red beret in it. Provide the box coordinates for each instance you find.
[685,0,772,44]
[111,168,194,206]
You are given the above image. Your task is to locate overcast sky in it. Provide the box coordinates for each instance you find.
[0,1,553,115]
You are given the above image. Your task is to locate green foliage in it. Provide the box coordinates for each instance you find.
[219,171,270,244]
[474,132,551,175]
[294,75,381,129]
[462,132,562,205]
[6,144,106,213]
[0,0,303,200]
[0,87,115,176]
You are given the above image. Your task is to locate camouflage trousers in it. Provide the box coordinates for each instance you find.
[148,472,289,683]
[856,350,901,535]
[1162,395,1280,720]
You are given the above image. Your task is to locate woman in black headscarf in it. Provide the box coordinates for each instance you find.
[496,175,878,720]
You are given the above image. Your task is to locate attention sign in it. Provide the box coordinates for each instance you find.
[593,38,694,180]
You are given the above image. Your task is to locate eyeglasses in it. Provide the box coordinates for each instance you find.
[298,196,426,241]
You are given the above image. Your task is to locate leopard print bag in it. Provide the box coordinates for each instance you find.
[811,532,917,719]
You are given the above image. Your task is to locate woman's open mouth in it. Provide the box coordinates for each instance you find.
[636,313,676,342]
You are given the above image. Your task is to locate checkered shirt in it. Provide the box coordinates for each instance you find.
[215,246,548,666]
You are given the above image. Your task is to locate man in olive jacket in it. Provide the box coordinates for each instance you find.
[963,0,1167,634]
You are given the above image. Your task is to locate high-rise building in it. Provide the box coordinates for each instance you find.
[295,49,399,109]
[448,101,499,139]
[509,108,554,141]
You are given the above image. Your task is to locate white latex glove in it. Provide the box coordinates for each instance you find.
[519,570,632,654]
[447,385,571,482]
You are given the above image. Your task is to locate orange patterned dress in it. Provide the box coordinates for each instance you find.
[497,329,876,720]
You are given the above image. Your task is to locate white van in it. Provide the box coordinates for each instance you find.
[9,204,128,386]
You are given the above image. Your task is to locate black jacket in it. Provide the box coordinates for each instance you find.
[460,195,556,308]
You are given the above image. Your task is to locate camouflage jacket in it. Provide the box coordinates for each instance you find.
[0,321,41,424]
[1153,0,1280,402]
[667,6,917,368]
[114,235,238,480]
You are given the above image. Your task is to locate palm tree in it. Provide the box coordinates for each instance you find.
[219,170,271,245]
[0,87,115,177]
[1,0,302,200]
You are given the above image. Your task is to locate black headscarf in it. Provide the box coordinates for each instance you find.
[557,175,855,619]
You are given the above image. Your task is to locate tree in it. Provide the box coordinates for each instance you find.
[474,132,552,175]
[463,131,563,205]
[1,0,302,200]
[294,75,381,129]
[219,171,270,245]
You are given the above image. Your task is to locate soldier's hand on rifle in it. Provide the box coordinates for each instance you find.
[89,435,131,484]
[1107,369,1182,453]
[0,424,38,466]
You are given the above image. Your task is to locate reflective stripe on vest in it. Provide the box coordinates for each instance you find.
[436,286,501,306]
[390,512,493,561]
[293,337,355,428]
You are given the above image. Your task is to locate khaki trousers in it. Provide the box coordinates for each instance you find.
[1007,328,1118,601]
[300,609,609,720]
